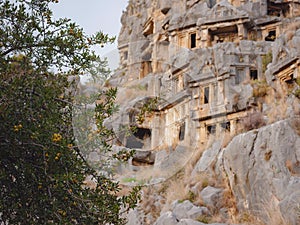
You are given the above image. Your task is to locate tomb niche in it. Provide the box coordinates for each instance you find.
[207,124,216,136]
[265,29,276,41]
[179,122,185,141]
[177,30,197,49]
[189,32,197,49]
[221,121,231,132]
[234,68,245,85]
[250,69,258,80]
[140,61,152,79]
[125,127,152,149]
[172,72,184,94]
[198,1,250,46]
[267,0,290,17]
[209,25,239,45]
[203,86,210,104]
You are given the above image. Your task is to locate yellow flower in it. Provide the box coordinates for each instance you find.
[52,133,62,142]
[67,143,73,148]
[13,124,22,132]
[58,209,66,216]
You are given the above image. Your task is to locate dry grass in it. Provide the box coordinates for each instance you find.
[240,111,266,131]
[264,87,288,123]
[220,130,234,148]
[184,146,205,182]
[295,89,300,99]
[296,77,300,86]
[291,116,300,136]
[237,211,265,225]
[235,197,292,225]
[252,80,270,98]
[140,186,165,222]
[284,20,300,41]
[163,173,189,207]
[188,172,218,192]
[260,199,289,225]
[262,52,272,74]
[140,170,189,216]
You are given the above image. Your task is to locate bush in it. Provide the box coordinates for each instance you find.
[241,111,266,131]
[262,51,273,74]
[252,80,269,98]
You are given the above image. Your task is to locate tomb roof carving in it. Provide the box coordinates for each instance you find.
[157,90,191,111]
[271,56,299,76]
[169,1,209,31]
[197,0,249,26]
[254,17,280,26]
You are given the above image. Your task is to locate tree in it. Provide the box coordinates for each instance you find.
[0,0,139,224]
[86,57,112,84]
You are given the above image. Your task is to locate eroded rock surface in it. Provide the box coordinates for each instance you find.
[219,120,300,225]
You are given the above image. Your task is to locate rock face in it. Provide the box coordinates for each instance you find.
[110,0,300,224]
[111,0,300,184]
[219,120,300,225]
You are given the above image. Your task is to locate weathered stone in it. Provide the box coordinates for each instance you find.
[177,219,206,225]
[220,120,300,225]
[132,150,156,165]
[172,200,209,220]
[192,141,221,175]
[200,186,224,209]
[154,145,191,172]
[154,211,178,225]
[126,209,144,225]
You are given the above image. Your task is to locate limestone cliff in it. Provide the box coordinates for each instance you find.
[108,0,300,224]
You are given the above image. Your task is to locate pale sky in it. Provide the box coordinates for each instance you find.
[51,0,128,69]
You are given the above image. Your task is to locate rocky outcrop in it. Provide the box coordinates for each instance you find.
[150,119,300,225]
[218,119,300,225]
[153,200,226,225]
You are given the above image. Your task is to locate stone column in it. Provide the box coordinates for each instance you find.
[152,113,164,150]
[200,122,206,144]
[237,23,247,40]
[230,119,237,136]
[200,28,210,48]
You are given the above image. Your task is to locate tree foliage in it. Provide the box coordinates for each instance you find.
[0,0,115,73]
[0,0,139,224]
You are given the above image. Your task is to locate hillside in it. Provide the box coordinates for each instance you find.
[107,0,300,224]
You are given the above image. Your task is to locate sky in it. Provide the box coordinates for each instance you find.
[51,0,128,70]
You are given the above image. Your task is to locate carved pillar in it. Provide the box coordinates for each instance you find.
[200,28,210,47]
[200,122,206,144]
[151,113,162,150]
[237,23,247,40]
[230,119,237,136]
